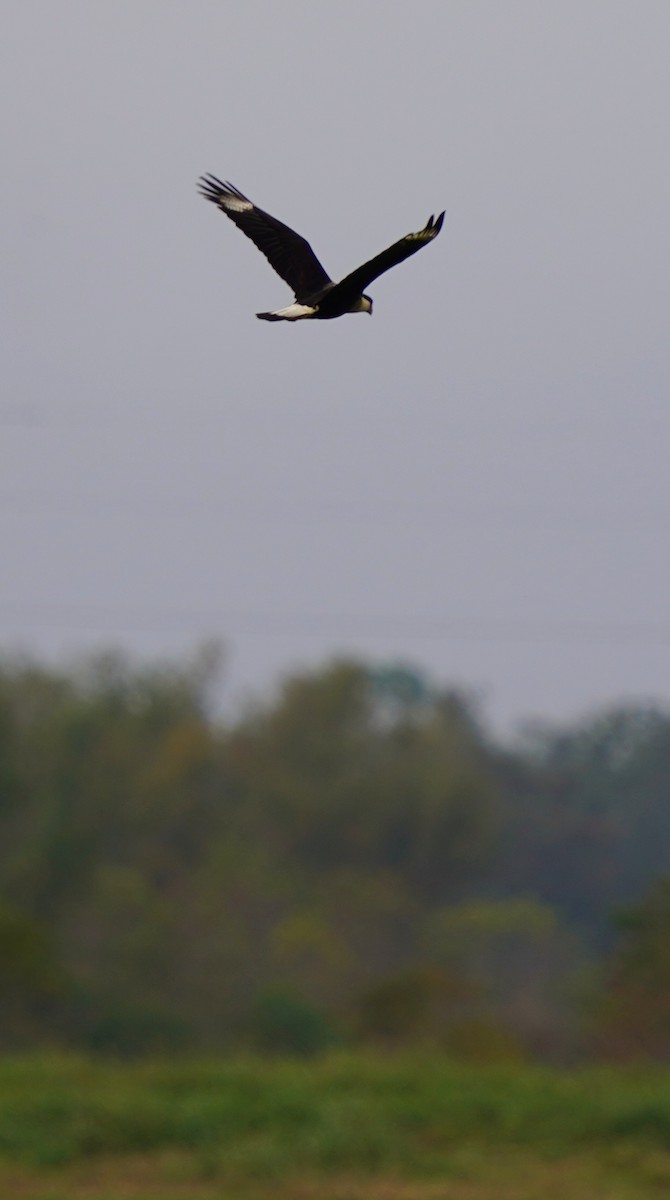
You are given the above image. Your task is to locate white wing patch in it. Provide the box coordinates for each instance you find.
[271,303,317,320]
[222,195,253,213]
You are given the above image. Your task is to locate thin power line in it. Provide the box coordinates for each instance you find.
[2,602,670,645]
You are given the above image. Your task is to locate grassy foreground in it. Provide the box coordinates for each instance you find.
[1,1053,670,1199]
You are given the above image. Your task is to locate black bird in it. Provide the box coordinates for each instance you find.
[198,175,445,321]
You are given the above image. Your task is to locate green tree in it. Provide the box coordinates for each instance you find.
[249,986,338,1056]
[226,660,496,899]
[355,965,475,1044]
[503,706,670,937]
[598,877,670,1060]
[0,900,63,1045]
[424,899,586,1056]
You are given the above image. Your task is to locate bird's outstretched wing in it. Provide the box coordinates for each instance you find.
[337,212,445,295]
[198,176,332,301]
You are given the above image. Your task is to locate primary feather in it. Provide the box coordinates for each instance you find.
[197,176,332,302]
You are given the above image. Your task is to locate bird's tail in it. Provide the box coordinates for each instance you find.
[256,302,317,322]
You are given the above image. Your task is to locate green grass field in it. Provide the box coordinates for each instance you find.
[1,1053,670,1199]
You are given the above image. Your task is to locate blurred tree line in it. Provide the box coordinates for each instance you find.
[1,645,669,1060]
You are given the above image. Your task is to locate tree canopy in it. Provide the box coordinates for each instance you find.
[1,647,670,1058]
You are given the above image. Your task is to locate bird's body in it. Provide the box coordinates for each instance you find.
[198,176,444,321]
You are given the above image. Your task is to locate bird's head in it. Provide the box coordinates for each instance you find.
[362,294,373,315]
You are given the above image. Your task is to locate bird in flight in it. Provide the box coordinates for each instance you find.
[198,175,445,322]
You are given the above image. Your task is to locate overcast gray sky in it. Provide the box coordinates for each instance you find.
[2,1,669,731]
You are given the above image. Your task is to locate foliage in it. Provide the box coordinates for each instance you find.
[3,1052,670,1170]
[0,900,64,1046]
[249,987,339,1056]
[598,879,670,1060]
[504,706,670,937]
[424,898,587,1056]
[2,646,670,1056]
[354,965,475,1044]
